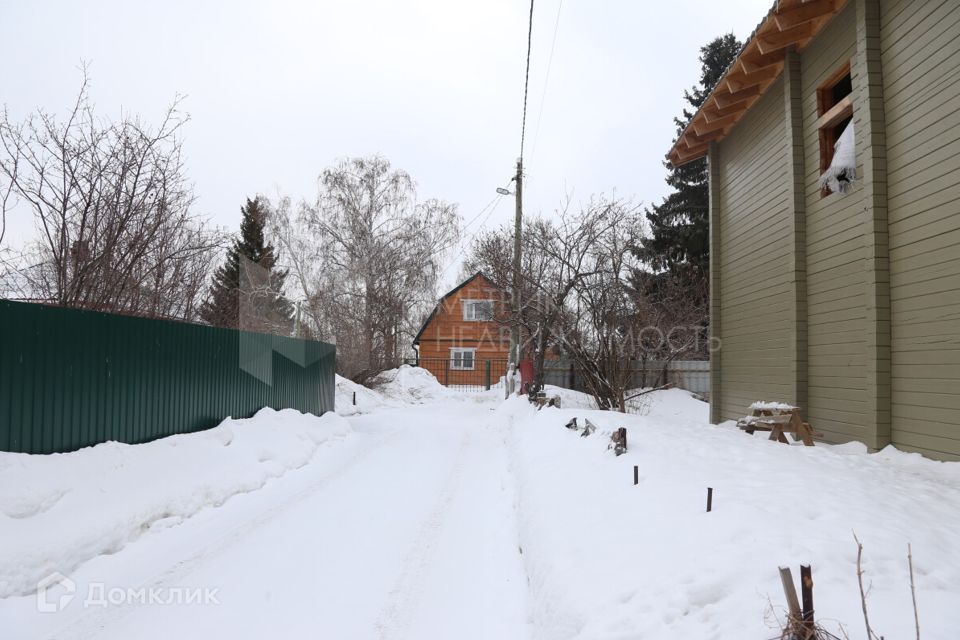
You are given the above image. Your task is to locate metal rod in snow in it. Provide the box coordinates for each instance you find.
[706,487,713,512]
[633,465,639,485]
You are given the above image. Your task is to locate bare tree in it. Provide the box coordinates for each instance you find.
[271,156,459,380]
[552,198,643,409]
[465,196,644,409]
[0,69,221,319]
[628,268,709,387]
[463,215,561,383]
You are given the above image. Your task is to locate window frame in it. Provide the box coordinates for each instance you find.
[462,299,494,322]
[816,61,854,197]
[449,347,476,370]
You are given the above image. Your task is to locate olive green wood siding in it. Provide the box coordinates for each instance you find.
[0,300,336,454]
[715,76,795,420]
[800,3,870,445]
[784,48,809,414]
[706,0,960,460]
[708,143,723,424]
[882,0,960,460]
[855,0,892,452]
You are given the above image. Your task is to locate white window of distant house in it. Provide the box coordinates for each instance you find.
[463,299,494,321]
[450,348,476,370]
[817,61,855,196]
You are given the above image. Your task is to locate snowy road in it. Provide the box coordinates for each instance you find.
[8,404,529,640]
[9,382,959,639]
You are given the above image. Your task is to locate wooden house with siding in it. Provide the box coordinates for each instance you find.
[413,273,510,386]
[668,0,960,459]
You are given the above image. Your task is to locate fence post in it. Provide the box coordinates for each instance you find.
[444,358,449,386]
[485,360,491,390]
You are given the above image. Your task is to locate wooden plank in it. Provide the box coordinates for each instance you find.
[674,142,710,164]
[756,23,815,55]
[684,129,725,148]
[814,95,852,130]
[714,85,762,109]
[740,49,786,74]
[774,0,837,31]
[702,102,748,122]
[780,567,802,621]
[725,65,782,93]
[692,112,740,136]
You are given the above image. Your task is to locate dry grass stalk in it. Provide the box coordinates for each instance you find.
[908,543,920,640]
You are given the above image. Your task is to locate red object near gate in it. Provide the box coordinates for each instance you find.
[519,359,534,394]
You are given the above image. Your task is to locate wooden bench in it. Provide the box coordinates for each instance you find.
[737,405,822,446]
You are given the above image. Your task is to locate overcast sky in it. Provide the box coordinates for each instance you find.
[1,0,769,288]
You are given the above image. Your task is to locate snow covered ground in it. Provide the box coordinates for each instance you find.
[501,392,960,639]
[2,370,958,639]
[0,408,351,600]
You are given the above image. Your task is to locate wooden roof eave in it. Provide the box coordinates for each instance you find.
[666,0,847,167]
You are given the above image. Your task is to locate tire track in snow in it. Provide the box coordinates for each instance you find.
[51,425,404,640]
[373,431,472,640]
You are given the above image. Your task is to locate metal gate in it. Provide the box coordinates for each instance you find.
[405,357,510,391]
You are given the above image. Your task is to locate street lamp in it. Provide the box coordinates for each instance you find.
[496,187,513,196]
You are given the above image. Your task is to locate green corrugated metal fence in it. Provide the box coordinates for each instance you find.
[0,300,335,454]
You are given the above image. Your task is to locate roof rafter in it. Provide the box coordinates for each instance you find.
[725,64,783,93]
[692,113,739,136]
[756,22,815,55]
[774,0,837,30]
[740,48,787,74]
[666,0,849,166]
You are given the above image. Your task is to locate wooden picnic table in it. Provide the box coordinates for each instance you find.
[737,404,821,446]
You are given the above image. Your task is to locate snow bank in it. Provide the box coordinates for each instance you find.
[500,391,960,639]
[370,365,461,404]
[371,365,503,406]
[0,408,351,598]
[338,366,503,415]
[335,374,393,416]
[540,385,597,409]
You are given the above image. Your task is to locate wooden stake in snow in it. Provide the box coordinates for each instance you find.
[779,566,801,622]
[633,465,639,485]
[706,487,713,512]
[352,391,356,406]
[610,427,627,455]
[801,564,815,634]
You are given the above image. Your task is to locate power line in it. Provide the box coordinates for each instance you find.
[434,193,501,259]
[438,194,506,279]
[519,0,536,161]
[530,0,563,162]
[461,193,501,234]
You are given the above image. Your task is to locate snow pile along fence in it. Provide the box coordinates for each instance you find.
[0,300,336,454]
[0,408,352,597]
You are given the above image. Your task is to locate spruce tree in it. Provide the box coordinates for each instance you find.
[200,197,294,334]
[635,33,742,282]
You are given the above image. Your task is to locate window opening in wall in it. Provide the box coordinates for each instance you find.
[817,62,856,195]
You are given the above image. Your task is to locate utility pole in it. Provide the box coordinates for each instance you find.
[510,157,523,368]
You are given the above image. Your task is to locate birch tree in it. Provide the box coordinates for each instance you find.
[271,156,459,379]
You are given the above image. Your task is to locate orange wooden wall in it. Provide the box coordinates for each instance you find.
[416,274,510,384]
